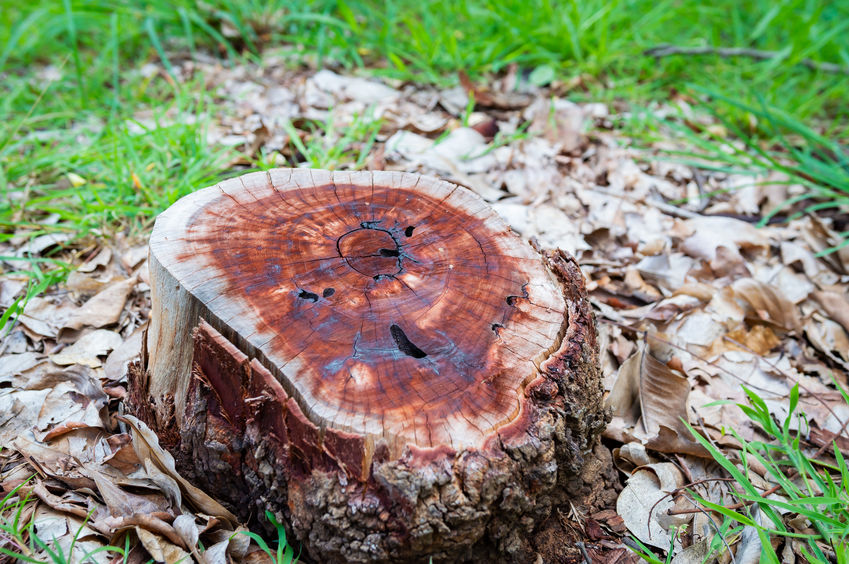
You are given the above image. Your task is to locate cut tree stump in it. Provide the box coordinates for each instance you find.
[128,169,607,563]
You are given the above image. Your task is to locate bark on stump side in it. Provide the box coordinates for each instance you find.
[127,169,608,563]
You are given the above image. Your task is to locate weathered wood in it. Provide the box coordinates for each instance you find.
[128,169,607,562]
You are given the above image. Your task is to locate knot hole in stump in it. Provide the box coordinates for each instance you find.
[337,225,403,278]
[389,324,427,358]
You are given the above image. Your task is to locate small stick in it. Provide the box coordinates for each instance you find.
[644,44,849,75]
[682,495,737,564]
[646,477,738,538]
[590,186,701,219]
[575,541,592,564]
[666,483,783,515]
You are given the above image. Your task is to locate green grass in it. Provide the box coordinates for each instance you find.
[0,258,71,332]
[238,510,299,564]
[275,109,382,171]
[1,1,846,273]
[1,75,230,238]
[629,381,849,563]
[0,64,234,332]
[2,1,849,121]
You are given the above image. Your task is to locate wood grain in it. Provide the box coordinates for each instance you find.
[147,169,565,453]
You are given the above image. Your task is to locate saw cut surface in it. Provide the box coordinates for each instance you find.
[150,169,566,449]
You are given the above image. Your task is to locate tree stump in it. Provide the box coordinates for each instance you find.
[128,169,607,563]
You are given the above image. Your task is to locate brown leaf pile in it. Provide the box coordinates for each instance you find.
[2,57,848,563]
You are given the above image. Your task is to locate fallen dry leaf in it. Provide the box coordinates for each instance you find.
[616,462,686,551]
[735,515,767,564]
[91,469,175,518]
[50,329,124,367]
[804,315,849,365]
[15,233,71,257]
[670,539,711,564]
[605,340,707,456]
[385,127,497,175]
[34,367,107,438]
[32,507,69,541]
[101,433,142,473]
[809,427,849,456]
[780,240,839,287]
[121,244,149,271]
[61,276,136,337]
[135,526,191,563]
[1,329,28,354]
[0,351,45,382]
[30,504,113,564]
[634,253,696,292]
[525,97,586,153]
[772,266,814,304]
[605,343,641,424]
[174,514,200,551]
[18,296,72,338]
[310,69,400,105]
[123,414,237,524]
[612,442,656,473]
[458,70,533,110]
[672,311,725,348]
[639,350,690,437]
[730,277,800,332]
[680,216,770,265]
[0,277,26,308]
[32,480,91,520]
[799,215,849,275]
[813,290,849,334]
[203,540,232,564]
[78,246,112,273]
[1,364,107,445]
[104,324,145,381]
[722,324,781,356]
[66,270,111,295]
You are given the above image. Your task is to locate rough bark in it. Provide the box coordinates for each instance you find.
[128,169,608,562]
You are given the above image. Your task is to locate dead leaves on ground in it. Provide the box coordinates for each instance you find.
[2,62,849,562]
[606,339,707,457]
[1,242,279,561]
[1,410,258,563]
[17,276,137,342]
[729,278,800,333]
[594,206,849,560]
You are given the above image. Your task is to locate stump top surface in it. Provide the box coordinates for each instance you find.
[150,169,566,450]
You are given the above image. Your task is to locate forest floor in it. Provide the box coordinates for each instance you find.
[2,14,849,563]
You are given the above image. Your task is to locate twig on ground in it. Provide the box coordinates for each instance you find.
[646,477,738,534]
[666,483,783,516]
[574,541,592,564]
[682,495,737,564]
[592,186,787,225]
[590,187,702,219]
[643,44,849,75]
